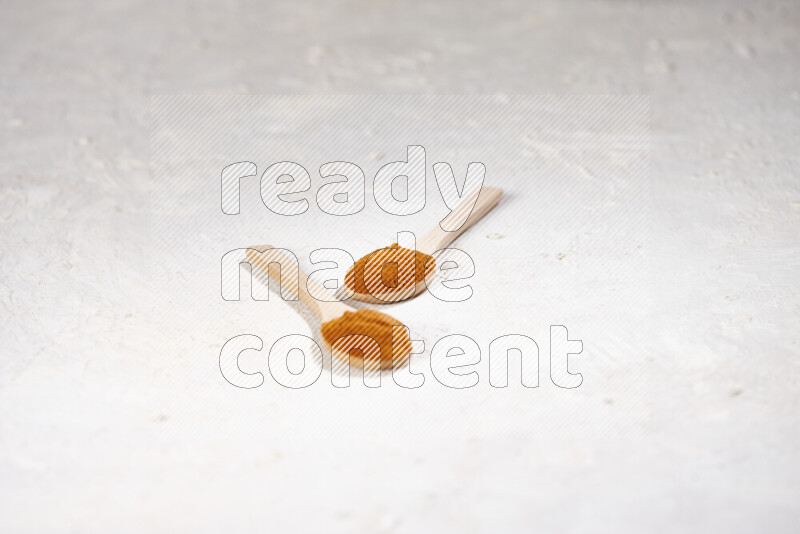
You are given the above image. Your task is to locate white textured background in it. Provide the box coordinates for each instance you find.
[1,1,798,533]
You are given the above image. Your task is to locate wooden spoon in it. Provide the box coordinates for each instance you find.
[245,246,412,370]
[345,186,503,304]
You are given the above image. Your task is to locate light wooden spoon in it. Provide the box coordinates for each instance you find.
[345,186,503,304]
[245,246,412,370]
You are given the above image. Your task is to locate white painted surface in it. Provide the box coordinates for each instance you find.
[1,1,798,532]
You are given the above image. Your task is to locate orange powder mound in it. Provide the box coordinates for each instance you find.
[321,310,412,369]
[345,243,435,295]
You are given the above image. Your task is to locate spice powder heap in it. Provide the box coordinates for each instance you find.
[345,243,435,295]
[321,310,412,369]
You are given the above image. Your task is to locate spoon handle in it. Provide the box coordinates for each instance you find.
[246,245,324,319]
[418,186,503,255]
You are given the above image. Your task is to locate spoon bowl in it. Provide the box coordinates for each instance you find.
[345,186,503,304]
